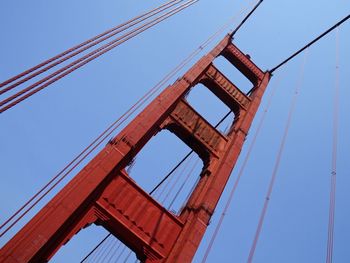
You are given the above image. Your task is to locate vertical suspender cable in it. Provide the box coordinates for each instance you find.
[247,50,309,263]
[168,159,200,210]
[123,250,133,263]
[115,246,128,262]
[161,155,194,204]
[106,241,123,263]
[201,74,282,263]
[326,27,340,263]
[97,237,120,263]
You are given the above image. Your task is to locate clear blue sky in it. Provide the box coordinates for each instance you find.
[1,0,350,262]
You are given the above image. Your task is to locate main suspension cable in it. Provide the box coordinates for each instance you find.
[270,13,350,73]
[247,50,309,263]
[230,0,263,37]
[0,0,183,90]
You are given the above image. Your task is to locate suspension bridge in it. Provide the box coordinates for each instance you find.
[0,1,350,262]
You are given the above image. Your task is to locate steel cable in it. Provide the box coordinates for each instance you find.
[0,0,198,113]
[123,250,133,263]
[106,241,122,263]
[326,27,340,263]
[161,154,194,204]
[0,0,182,90]
[0,0,199,236]
[270,13,350,73]
[81,234,112,263]
[201,72,283,263]
[102,155,199,262]
[79,108,233,262]
[0,11,202,238]
[97,237,120,263]
[0,0,257,245]
[247,50,309,263]
[2,0,252,258]
[85,109,236,262]
[168,158,200,210]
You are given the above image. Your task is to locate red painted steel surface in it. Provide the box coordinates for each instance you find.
[0,35,270,262]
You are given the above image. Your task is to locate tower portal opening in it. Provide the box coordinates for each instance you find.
[213,55,253,94]
[127,130,203,213]
[185,83,235,134]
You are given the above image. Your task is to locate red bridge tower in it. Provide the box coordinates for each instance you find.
[0,35,270,262]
